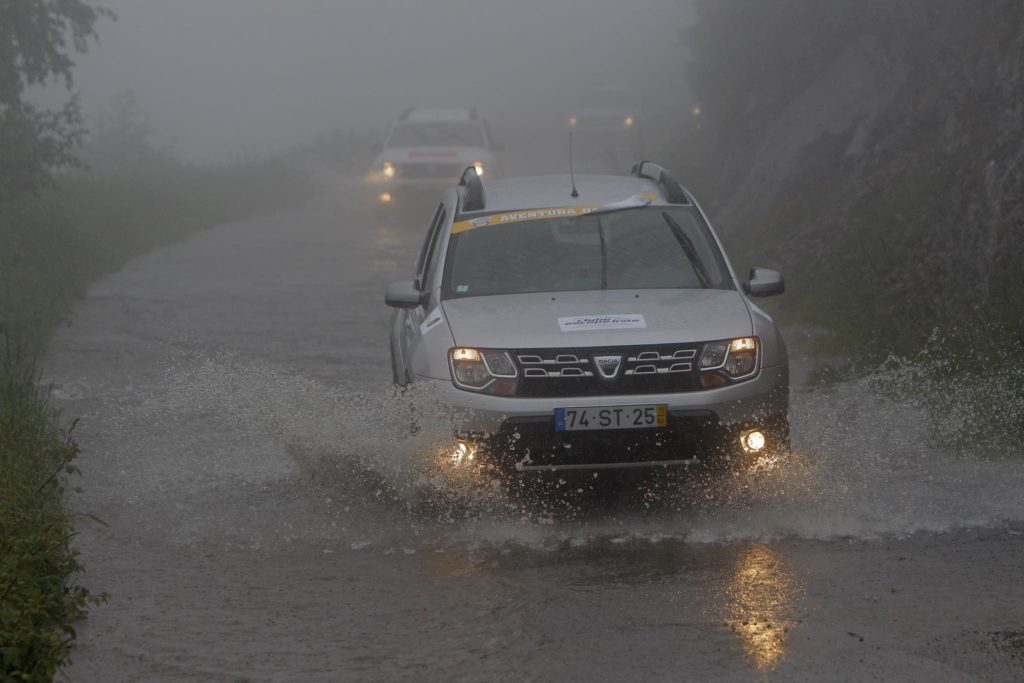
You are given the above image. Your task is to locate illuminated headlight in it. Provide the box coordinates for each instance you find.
[472,161,484,178]
[382,161,396,179]
[568,115,577,127]
[699,337,759,386]
[449,348,517,395]
[449,441,477,465]
[741,429,767,453]
[624,115,634,127]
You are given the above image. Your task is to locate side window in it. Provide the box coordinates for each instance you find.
[415,205,444,285]
[420,208,448,292]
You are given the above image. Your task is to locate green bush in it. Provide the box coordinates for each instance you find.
[0,332,105,681]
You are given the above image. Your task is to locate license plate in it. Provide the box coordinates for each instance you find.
[554,404,667,432]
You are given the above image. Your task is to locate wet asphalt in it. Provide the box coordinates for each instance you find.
[48,177,1024,682]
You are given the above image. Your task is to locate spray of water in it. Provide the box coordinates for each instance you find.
[149,350,1024,552]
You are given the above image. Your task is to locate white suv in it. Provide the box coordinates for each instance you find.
[385,162,789,474]
[368,107,502,206]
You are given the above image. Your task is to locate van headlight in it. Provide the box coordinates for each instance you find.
[699,337,759,386]
[472,161,485,178]
[449,348,518,396]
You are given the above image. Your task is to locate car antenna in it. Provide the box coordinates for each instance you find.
[569,130,579,198]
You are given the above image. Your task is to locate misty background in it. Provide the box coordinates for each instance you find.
[66,0,693,163]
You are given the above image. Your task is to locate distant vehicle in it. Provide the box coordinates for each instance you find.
[385,162,790,477]
[568,84,645,173]
[368,107,503,207]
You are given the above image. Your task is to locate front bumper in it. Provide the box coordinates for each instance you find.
[420,365,789,470]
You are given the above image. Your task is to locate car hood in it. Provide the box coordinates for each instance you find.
[441,289,752,349]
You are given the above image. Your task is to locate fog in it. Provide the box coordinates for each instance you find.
[69,0,693,163]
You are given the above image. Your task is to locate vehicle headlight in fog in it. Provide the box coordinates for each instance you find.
[624,115,634,127]
[472,161,484,178]
[569,115,577,127]
[378,191,392,203]
[699,337,759,385]
[741,429,767,453]
[450,441,476,465]
[382,161,396,179]
[449,347,517,395]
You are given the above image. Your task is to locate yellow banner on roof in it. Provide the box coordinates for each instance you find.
[451,193,660,234]
[452,206,601,234]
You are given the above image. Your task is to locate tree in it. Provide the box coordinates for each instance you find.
[0,0,114,204]
[87,88,166,173]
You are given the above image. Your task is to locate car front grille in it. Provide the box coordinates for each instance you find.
[397,162,465,179]
[512,343,703,397]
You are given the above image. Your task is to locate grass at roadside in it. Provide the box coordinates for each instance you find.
[0,333,104,679]
[0,157,312,680]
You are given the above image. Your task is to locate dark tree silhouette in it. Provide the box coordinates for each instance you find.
[0,0,114,204]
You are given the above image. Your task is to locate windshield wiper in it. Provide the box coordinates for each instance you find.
[662,211,711,289]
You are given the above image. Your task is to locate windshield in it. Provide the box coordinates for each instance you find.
[443,207,733,298]
[387,122,485,148]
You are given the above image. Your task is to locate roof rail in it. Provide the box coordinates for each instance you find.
[458,166,486,211]
[629,161,691,205]
[398,105,415,121]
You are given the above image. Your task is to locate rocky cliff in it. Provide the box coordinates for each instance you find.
[681,0,1024,352]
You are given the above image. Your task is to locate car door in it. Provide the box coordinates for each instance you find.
[398,203,447,380]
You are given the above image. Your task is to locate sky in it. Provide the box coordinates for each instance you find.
[63,0,694,163]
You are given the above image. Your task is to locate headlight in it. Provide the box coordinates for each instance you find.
[624,115,634,127]
[449,347,517,395]
[472,161,484,178]
[382,161,396,179]
[699,337,759,385]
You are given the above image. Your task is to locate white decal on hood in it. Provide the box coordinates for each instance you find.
[558,315,647,332]
[420,307,445,335]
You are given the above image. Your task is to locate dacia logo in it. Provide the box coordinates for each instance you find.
[593,355,622,379]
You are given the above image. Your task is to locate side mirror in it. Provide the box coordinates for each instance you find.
[385,280,425,308]
[743,268,785,297]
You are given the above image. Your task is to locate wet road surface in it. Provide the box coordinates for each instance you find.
[47,179,1024,681]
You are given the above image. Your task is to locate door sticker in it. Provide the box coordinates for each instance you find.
[420,307,445,335]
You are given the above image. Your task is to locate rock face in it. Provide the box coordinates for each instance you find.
[684,0,1024,348]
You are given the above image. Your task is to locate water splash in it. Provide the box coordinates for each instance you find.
[142,350,1024,551]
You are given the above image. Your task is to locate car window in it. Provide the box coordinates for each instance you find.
[415,205,444,286]
[443,207,732,298]
[388,123,485,148]
[420,208,448,292]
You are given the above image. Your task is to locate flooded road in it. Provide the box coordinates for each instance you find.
[48,180,1024,681]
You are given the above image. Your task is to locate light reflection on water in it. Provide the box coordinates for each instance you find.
[722,544,803,670]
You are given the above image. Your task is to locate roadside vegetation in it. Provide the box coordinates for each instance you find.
[0,3,313,679]
[678,0,1024,456]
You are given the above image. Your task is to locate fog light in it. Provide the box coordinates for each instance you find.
[450,441,476,465]
[378,191,392,203]
[741,429,767,453]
